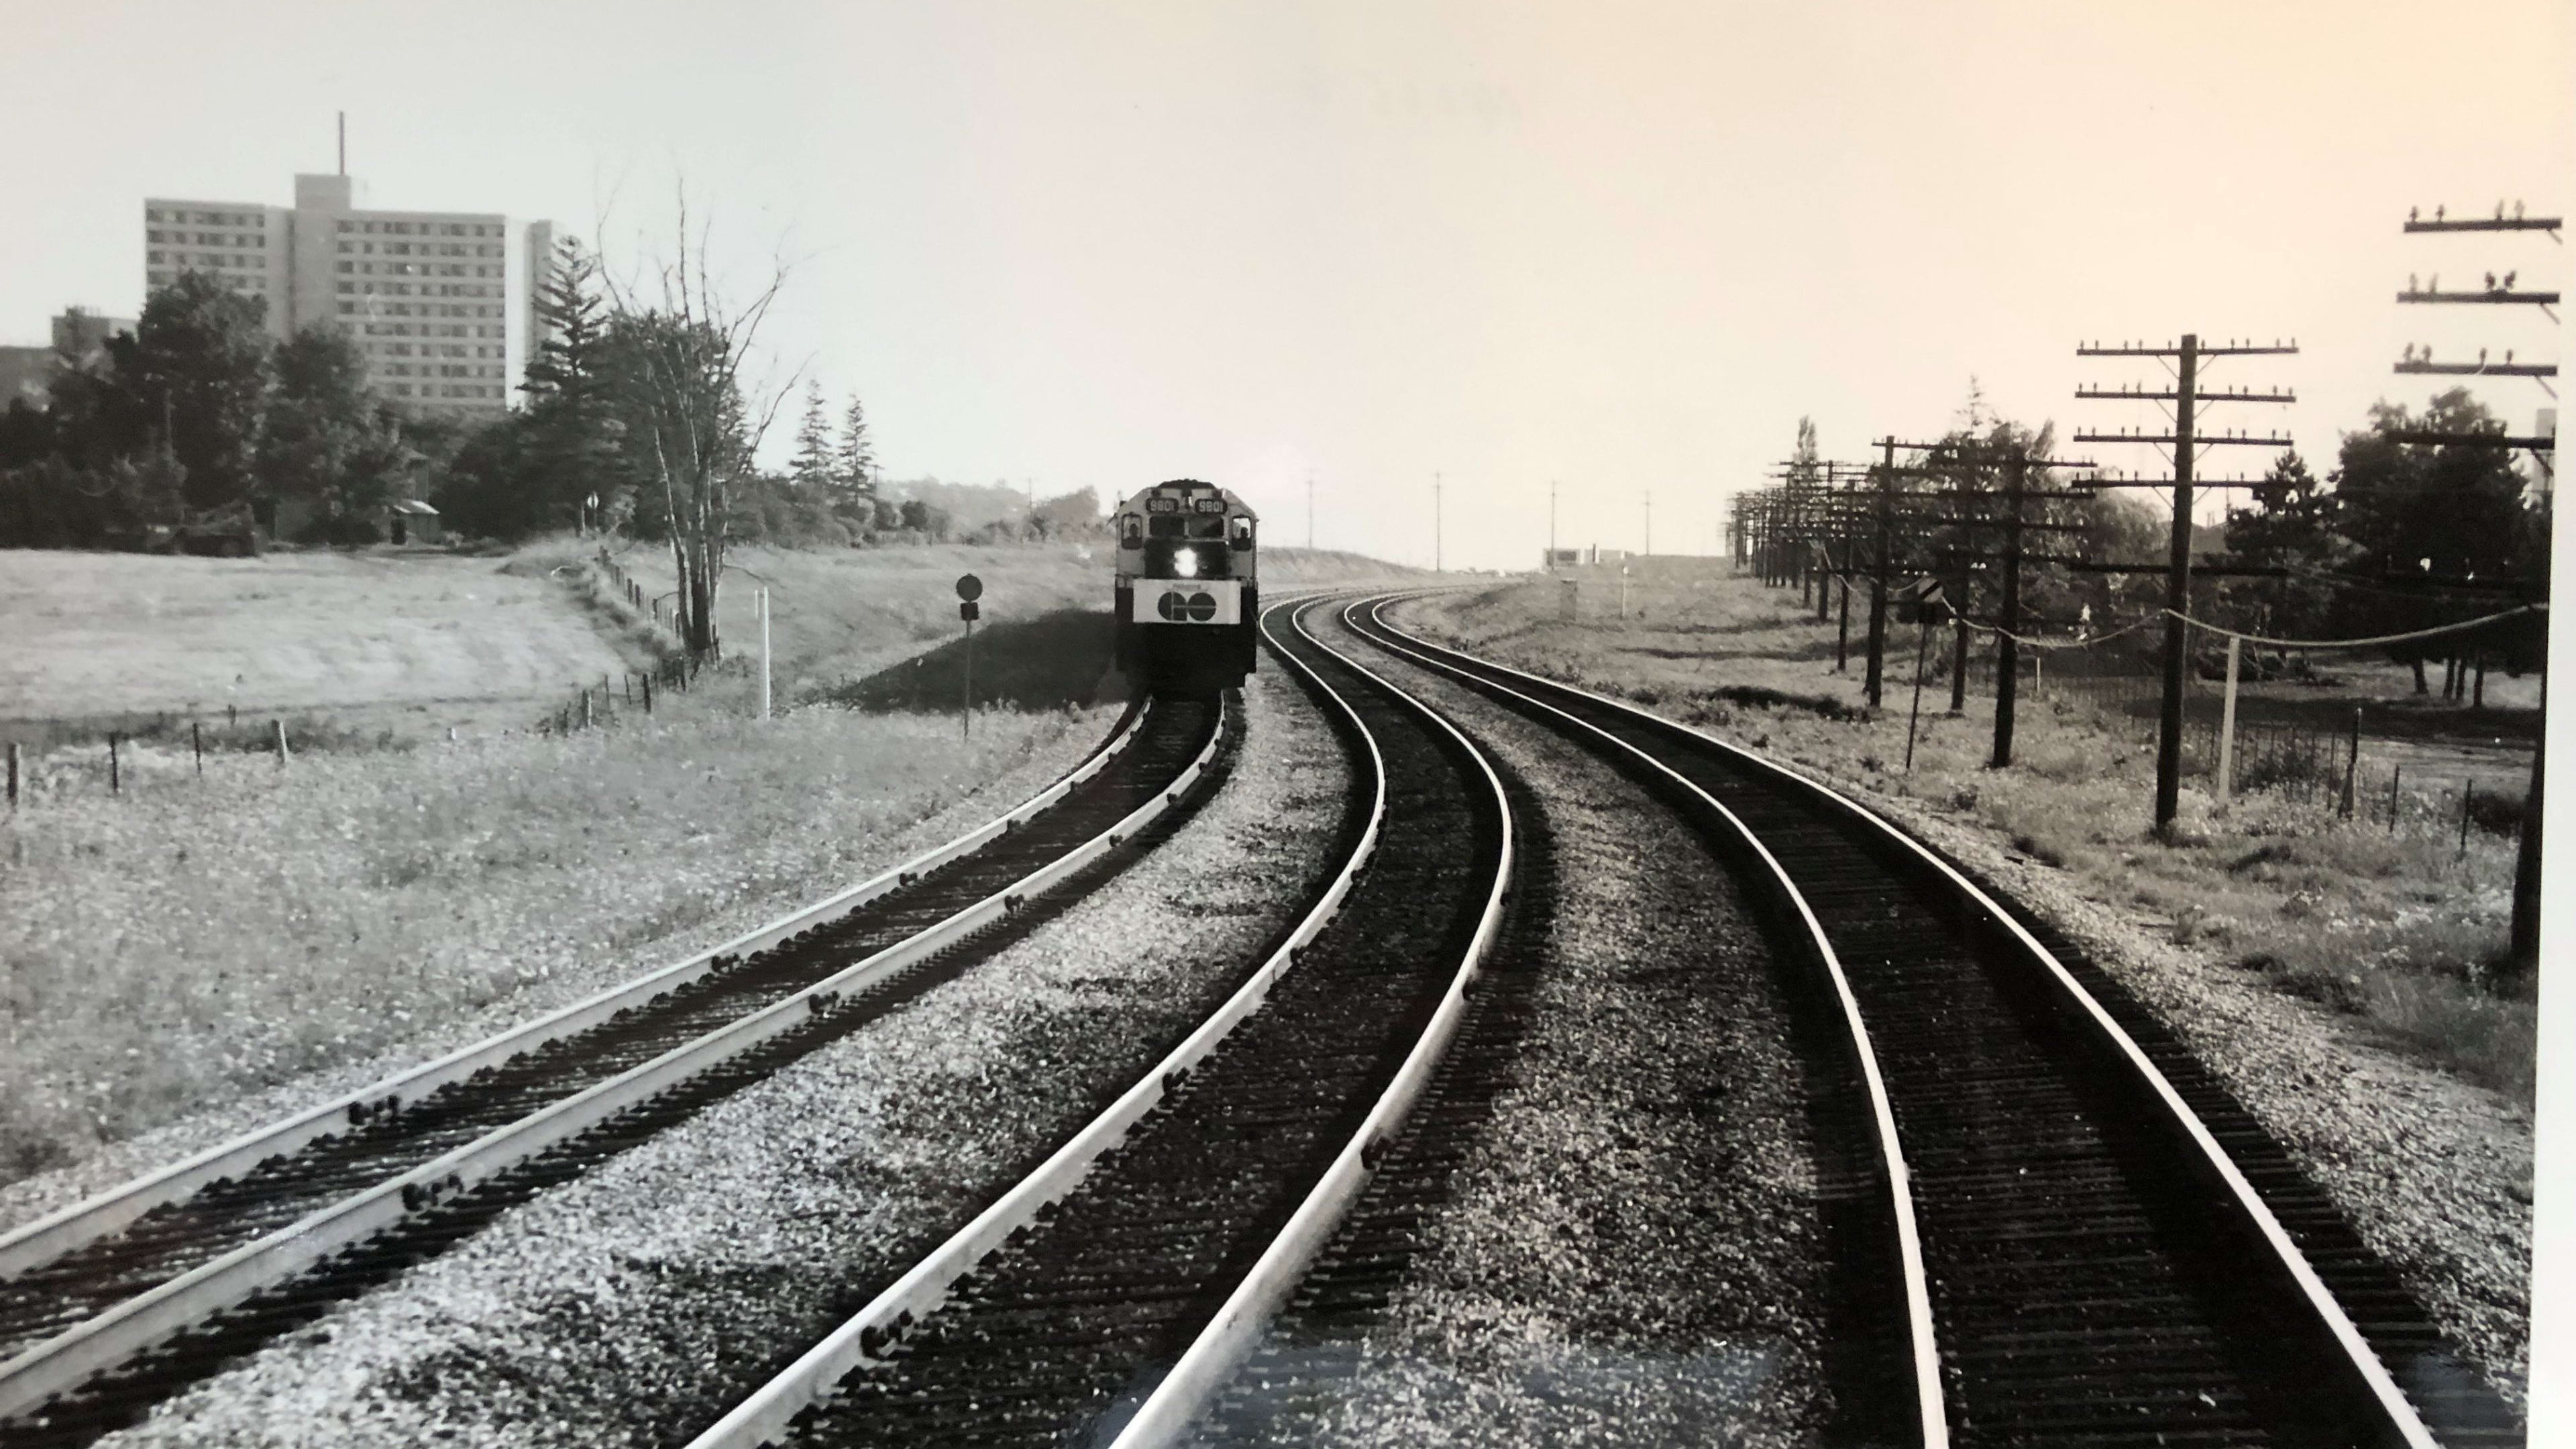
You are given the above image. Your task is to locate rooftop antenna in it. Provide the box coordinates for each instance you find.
[337,111,346,176]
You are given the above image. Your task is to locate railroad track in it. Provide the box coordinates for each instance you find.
[0,694,1234,1447]
[1340,592,2522,1449]
[682,594,1517,1449]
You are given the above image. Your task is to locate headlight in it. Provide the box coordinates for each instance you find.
[1171,548,1199,578]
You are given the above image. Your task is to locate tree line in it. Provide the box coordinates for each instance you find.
[2210,388,2548,694]
[1817,384,2551,696]
[0,229,1106,656]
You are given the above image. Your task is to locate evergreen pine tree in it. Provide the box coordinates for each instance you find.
[836,394,877,499]
[790,381,835,490]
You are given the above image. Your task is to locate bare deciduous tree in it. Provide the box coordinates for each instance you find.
[598,194,801,658]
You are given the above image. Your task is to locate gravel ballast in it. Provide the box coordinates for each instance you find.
[1393,590,2535,1409]
[1213,636,1837,1448]
[78,665,1352,1449]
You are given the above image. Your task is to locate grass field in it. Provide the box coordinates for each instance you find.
[0,533,1426,1183]
[1395,560,2540,1104]
[0,704,1094,1183]
[0,549,645,745]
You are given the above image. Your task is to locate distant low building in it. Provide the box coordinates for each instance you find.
[385,498,443,545]
[0,346,46,409]
[0,311,134,409]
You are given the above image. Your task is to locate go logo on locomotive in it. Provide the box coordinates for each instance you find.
[1156,590,1219,623]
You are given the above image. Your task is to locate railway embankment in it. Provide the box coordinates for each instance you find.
[70,663,1353,1449]
[1391,575,2536,1407]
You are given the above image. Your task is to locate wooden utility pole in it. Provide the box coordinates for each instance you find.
[1991,449,2027,767]
[1865,439,1895,708]
[2396,202,2561,965]
[2075,335,2298,832]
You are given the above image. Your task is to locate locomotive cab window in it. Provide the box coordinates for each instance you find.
[1187,516,1224,539]
[1148,515,1185,538]
[1122,515,1144,543]
[1230,515,1253,549]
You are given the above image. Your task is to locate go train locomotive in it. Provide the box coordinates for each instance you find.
[1112,480,1258,696]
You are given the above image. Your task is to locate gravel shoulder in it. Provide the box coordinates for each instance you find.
[88,663,1353,1449]
[0,705,1116,1238]
[1391,589,2535,1407]
[1216,631,1835,1448]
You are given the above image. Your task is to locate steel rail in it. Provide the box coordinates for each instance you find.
[1358,593,2444,1449]
[687,591,1516,1449]
[0,698,1230,1432]
[1103,596,1516,1449]
[0,700,1156,1286]
[1332,592,1945,1449]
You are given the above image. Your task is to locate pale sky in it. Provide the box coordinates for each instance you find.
[5,1,2568,568]
[7,0,2576,1428]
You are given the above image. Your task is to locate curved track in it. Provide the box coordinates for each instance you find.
[0,697,1232,1447]
[688,594,1515,1449]
[1345,592,2521,1449]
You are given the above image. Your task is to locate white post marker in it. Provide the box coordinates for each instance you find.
[2218,635,2242,802]
[759,588,773,721]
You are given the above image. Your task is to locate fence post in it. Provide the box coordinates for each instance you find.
[2388,765,2402,835]
[109,733,120,796]
[273,719,290,767]
[2460,782,2475,857]
[2339,707,2361,818]
[642,672,653,714]
[1905,616,1933,771]
[5,742,15,809]
[227,704,237,734]
[2216,637,2241,803]
[581,690,592,731]
[193,721,204,777]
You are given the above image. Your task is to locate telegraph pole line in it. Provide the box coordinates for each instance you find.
[2075,333,2298,833]
[1434,470,1443,572]
[2396,201,2560,966]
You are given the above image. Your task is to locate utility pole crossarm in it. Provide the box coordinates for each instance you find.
[2385,430,2559,451]
[2074,386,2297,404]
[2394,360,2559,378]
[2398,288,2563,305]
[2077,341,2298,357]
[2076,476,2263,488]
[2070,432,2294,447]
[2404,215,2562,234]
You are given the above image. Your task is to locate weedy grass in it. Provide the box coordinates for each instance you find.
[0,704,1089,1183]
[1397,568,2536,1105]
[0,547,639,742]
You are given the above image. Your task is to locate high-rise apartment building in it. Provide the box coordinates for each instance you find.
[144,172,547,421]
